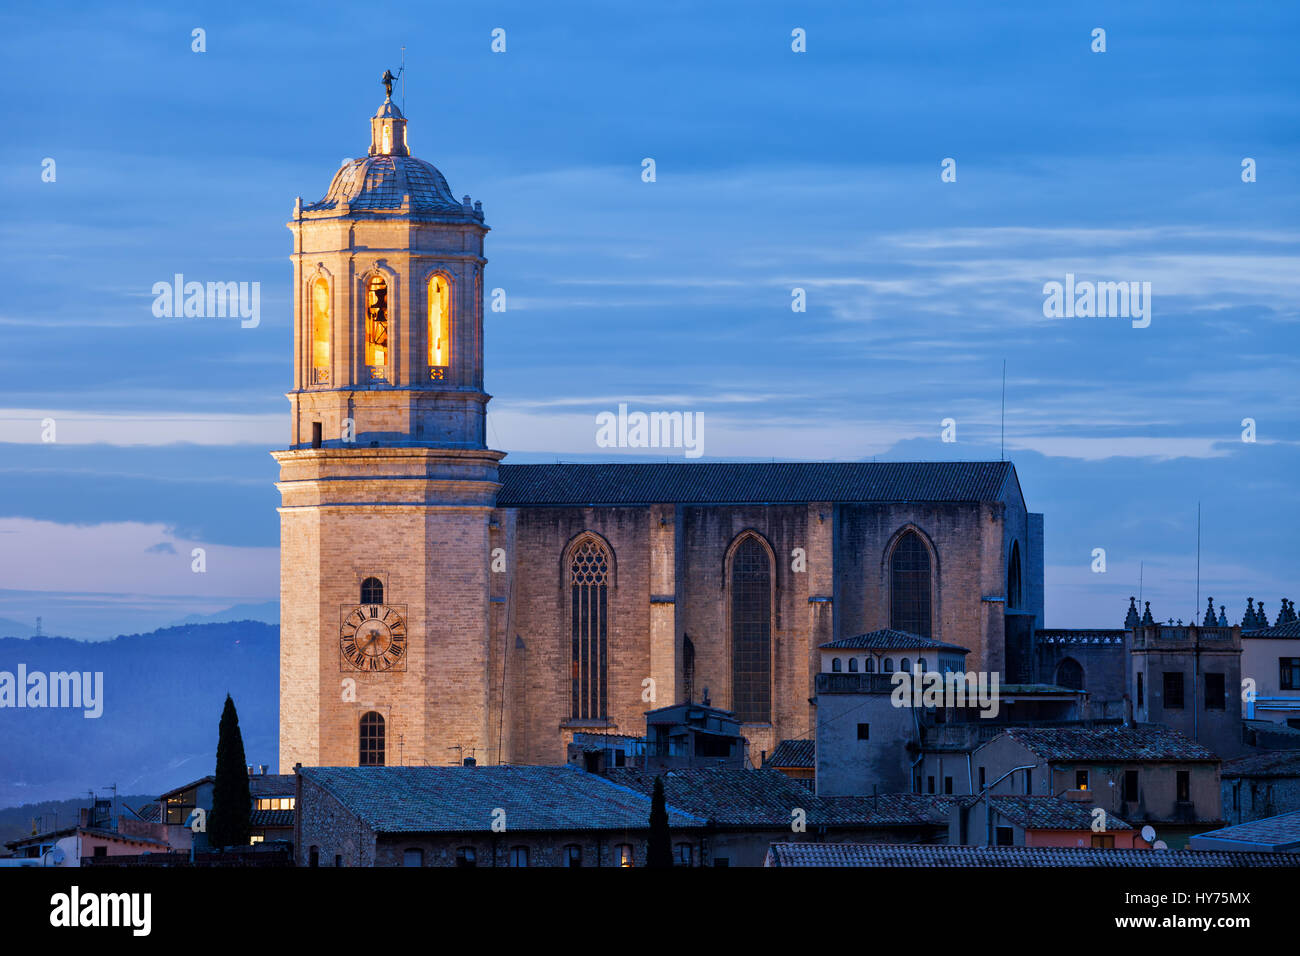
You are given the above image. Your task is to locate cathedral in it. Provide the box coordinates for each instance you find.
[276,88,1045,772]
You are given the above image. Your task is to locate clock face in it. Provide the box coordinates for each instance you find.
[339,604,407,671]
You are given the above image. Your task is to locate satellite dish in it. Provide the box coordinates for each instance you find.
[1140,825,1156,843]
[1153,840,1168,850]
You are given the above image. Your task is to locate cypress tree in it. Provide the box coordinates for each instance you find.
[208,694,252,849]
[647,775,673,868]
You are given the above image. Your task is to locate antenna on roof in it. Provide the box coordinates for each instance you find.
[400,46,406,113]
[1195,501,1201,625]
[1000,359,1006,461]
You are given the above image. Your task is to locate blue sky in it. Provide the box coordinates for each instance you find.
[0,0,1296,636]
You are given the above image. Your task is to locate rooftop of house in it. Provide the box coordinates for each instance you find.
[980,794,1132,831]
[495,461,1021,507]
[819,629,968,652]
[1190,810,1300,852]
[1243,620,1300,639]
[766,739,815,769]
[992,725,1218,763]
[1222,750,1300,779]
[296,765,705,834]
[764,842,1300,867]
[604,767,950,829]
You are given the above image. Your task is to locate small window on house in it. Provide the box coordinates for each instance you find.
[616,844,634,867]
[1176,770,1191,803]
[884,658,895,673]
[675,844,693,867]
[1091,834,1115,848]
[311,421,322,448]
[865,657,876,673]
[848,657,858,673]
[403,848,424,867]
[918,657,927,672]
[359,711,385,766]
[831,657,842,673]
[1122,770,1139,802]
[455,846,476,868]
[1163,671,1185,709]
[927,776,935,794]
[995,826,1014,846]
[509,846,529,867]
[857,723,870,741]
[1136,672,1144,708]
[901,657,912,673]
[564,845,582,868]
[1204,673,1226,710]
[309,846,320,867]
[93,845,107,857]
[1282,659,1300,691]
[1075,769,1089,791]
[335,854,343,867]
[1024,769,1033,795]
[944,776,953,795]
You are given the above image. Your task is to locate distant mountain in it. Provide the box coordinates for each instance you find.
[168,601,280,627]
[0,621,277,808]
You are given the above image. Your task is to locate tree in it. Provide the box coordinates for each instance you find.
[647,775,673,868]
[208,694,252,849]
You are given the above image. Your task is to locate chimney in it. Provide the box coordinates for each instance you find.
[259,764,268,775]
[247,765,255,776]
[463,757,476,767]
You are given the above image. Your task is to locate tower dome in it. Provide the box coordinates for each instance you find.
[302,95,484,221]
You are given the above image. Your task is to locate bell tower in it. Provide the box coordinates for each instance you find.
[276,79,502,771]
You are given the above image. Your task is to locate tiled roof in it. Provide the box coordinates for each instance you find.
[764,843,1300,867]
[496,461,1016,506]
[986,795,1131,831]
[1222,750,1300,778]
[305,155,467,216]
[817,794,954,827]
[605,769,949,829]
[819,629,968,652]
[130,802,161,823]
[997,725,1218,762]
[250,809,295,828]
[248,774,296,798]
[766,739,815,769]
[1243,621,1300,639]
[297,765,703,834]
[1191,811,1300,852]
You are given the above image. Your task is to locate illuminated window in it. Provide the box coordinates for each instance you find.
[365,276,389,368]
[255,797,296,811]
[890,531,932,638]
[428,274,451,371]
[570,536,610,720]
[360,576,383,605]
[250,835,264,844]
[616,844,634,867]
[360,711,385,766]
[311,277,330,382]
[731,535,772,724]
[675,844,693,866]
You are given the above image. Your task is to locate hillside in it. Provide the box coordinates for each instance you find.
[0,621,277,808]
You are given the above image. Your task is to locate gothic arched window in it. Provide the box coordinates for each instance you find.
[831,657,842,673]
[359,712,385,766]
[1008,540,1023,609]
[1056,658,1084,691]
[866,657,876,673]
[883,657,895,673]
[570,537,610,720]
[365,275,389,368]
[360,576,383,605]
[848,657,858,673]
[890,530,933,638]
[311,277,331,384]
[427,274,451,375]
[731,535,773,724]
